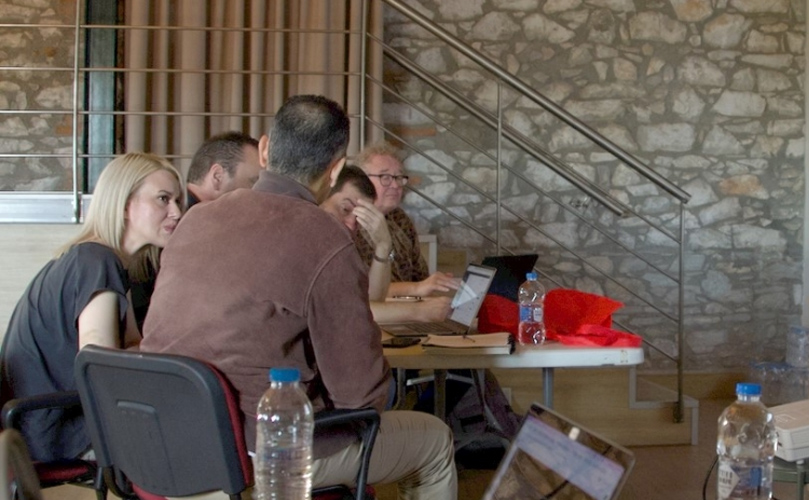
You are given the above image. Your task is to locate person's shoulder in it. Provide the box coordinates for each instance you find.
[69,241,120,263]
[387,207,416,227]
[185,190,347,239]
[49,242,124,282]
[387,207,411,220]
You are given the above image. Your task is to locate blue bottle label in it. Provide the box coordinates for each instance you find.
[519,306,543,323]
[519,305,530,322]
[717,461,766,499]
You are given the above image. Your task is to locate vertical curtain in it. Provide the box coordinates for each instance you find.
[123,0,383,173]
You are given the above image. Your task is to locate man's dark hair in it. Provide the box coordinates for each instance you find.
[186,131,259,184]
[328,164,376,200]
[269,95,349,185]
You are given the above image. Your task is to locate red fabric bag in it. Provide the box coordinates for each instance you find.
[477,294,519,336]
[478,287,642,348]
[544,288,642,347]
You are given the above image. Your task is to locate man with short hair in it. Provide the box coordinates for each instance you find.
[142,95,457,499]
[185,131,261,208]
[321,165,452,323]
[130,131,260,328]
[353,142,459,298]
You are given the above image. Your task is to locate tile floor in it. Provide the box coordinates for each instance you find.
[376,398,805,500]
[43,398,807,500]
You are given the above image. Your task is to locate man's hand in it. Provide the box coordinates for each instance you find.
[354,198,392,257]
[413,272,461,297]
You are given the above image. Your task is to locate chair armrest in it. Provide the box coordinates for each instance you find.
[314,408,379,429]
[2,391,82,430]
[314,409,380,500]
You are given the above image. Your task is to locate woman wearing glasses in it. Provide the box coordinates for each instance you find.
[353,142,459,298]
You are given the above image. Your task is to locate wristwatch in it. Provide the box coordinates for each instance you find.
[373,249,395,264]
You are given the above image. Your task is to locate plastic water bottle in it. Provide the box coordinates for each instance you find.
[517,272,545,345]
[716,382,778,500]
[254,367,314,500]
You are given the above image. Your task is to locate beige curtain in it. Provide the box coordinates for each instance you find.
[123,0,383,173]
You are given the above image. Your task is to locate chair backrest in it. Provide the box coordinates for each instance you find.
[74,345,252,498]
[0,429,43,500]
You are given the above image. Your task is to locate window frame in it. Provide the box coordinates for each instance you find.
[0,0,117,224]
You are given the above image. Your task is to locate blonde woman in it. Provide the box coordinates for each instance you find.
[0,152,183,462]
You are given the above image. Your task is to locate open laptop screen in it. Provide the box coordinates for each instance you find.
[481,254,539,302]
[447,264,497,326]
[483,403,634,500]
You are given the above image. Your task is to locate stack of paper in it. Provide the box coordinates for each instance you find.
[421,332,514,355]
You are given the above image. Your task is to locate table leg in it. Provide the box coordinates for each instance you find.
[797,459,805,500]
[543,367,554,408]
[434,369,447,421]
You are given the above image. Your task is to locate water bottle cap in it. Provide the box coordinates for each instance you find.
[736,382,761,397]
[269,367,300,383]
[526,272,538,281]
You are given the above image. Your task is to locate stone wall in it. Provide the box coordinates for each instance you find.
[383,0,807,370]
[0,0,805,371]
[0,0,76,191]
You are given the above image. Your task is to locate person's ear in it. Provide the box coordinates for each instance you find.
[328,158,346,188]
[210,164,225,191]
[258,134,270,168]
[311,157,346,204]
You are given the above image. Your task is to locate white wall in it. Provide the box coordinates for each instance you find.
[0,225,82,335]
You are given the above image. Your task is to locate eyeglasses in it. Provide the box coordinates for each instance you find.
[367,173,409,187]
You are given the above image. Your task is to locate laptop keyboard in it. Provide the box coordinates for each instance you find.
[404,321,464,334]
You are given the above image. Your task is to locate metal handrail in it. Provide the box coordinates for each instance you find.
[378,46,627,218]
[369,115,683,325]
[383,0,691,205]
[365,94,682,284]
[0,22,359,35]
[378,45,684,243]
[372,0,688,422]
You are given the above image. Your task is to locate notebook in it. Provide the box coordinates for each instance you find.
[421,331,514,355]
[381,264,497,337]
[481,254,540,302]
[483,403,635,500]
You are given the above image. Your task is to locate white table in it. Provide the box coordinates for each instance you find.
[384,341,644,419]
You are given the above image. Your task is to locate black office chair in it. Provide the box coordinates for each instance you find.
[0,429,43,500]
[1,391,106,500]
[311,408,380,500]
[74,345,379,500]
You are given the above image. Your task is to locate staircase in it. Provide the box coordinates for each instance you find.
[368,0,695,444]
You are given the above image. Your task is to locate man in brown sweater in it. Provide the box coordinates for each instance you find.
[141,95,457,499]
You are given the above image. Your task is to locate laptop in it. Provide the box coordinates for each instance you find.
[483,403,635,500]
[481,254,539,302]
[381,263,497,337]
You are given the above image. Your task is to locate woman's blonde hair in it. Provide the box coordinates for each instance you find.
[59,152,184,281]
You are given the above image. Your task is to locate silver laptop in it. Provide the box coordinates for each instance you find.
[382,264,497,337]
[484,403,635,500]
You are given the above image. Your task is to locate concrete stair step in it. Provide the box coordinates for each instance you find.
[492,367,700,447]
